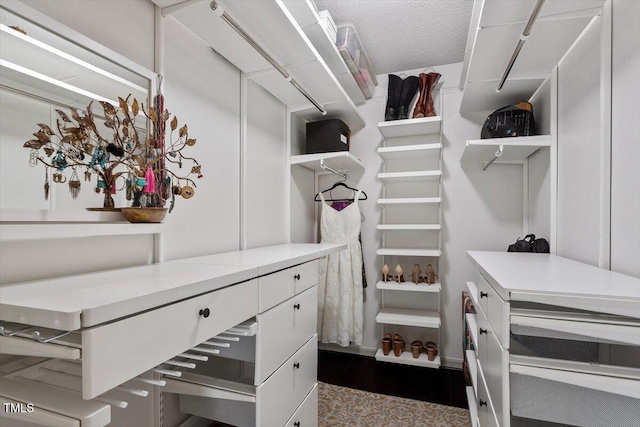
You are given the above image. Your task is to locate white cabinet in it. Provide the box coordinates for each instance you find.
[466,251,640,427]
[0,244,341,427]
[375,110,444,369]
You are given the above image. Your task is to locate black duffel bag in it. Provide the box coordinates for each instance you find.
[508,234,550,253]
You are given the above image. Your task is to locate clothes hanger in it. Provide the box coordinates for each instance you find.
[314,181,368,202]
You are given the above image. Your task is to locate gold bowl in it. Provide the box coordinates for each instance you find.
[121,207,168,223]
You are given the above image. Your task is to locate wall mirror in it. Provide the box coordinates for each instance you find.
[0,2,157,220]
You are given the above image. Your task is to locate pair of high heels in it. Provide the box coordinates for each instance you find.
[411,340,439,361]
[381,263,438,285]
[381,333,405,357]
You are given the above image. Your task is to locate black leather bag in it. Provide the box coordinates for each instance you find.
[508,234,550,253]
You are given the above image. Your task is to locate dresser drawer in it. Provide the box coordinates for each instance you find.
[173,335,318,427]
[476,271,509,349]
[477,362,500,427]
[285,383,318,427]
[256,286,317,383]
[82,279,258,399]
[483,327,509,427]
[259,260,318,312]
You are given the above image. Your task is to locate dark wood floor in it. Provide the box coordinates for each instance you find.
[318,350,469,409]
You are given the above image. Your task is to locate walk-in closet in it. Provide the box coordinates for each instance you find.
[0,0,638,426]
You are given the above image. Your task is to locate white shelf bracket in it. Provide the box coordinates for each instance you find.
[320,159,347,181]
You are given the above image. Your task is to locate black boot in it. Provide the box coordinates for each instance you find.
[397,76,419,120]
[385,74,402,121]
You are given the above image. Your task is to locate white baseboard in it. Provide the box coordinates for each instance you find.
[319,343,464,370]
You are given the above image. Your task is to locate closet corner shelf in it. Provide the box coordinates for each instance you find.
[377,116,442,138]
[377,143,443,160]
[377,224,441,231]
[375,307,441,328]
[374,348,441,368]
[289,152,364,177]
[461,135,552,164]
[376,248,442,257]
[376,281,441,293]
[377,197,442,206]
[0,222,164,242]
[377,170,442,183]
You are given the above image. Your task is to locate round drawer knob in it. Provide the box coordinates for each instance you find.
[480,291,488,298]
[479,399,487,407]
[199,308,210,318]
[294,304,301,310]
[294,274,301,280]
[479,328,487,335]
[294,422,300,427]
[293,362,300,369]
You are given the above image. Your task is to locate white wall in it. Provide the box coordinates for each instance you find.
[610,0,640,278]
[556,17,604,267]
[309,63,524,366]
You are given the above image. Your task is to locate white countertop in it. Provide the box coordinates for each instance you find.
[0,243,345,330]
[467,251,640,318]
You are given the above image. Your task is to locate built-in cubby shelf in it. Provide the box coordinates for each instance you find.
[376,307,441,328]
[377,197,442,205]
[377,143,442,161]
[377,170,442,182]
[290,152,364,178]
[377,224,441,231]
[376,248,442,257]
[461,135,551,164]
[376,281,441,293]
[377,116,442,138]
[375,348,441,368]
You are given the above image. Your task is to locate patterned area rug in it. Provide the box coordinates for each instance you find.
[319,382,471,427]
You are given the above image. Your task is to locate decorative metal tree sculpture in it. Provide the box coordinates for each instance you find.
[23,95,201,210]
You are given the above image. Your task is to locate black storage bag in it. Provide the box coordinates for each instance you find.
[481,101,536,139]
[508,234,550,253]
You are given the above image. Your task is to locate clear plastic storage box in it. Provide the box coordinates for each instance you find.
[335,23,377,99]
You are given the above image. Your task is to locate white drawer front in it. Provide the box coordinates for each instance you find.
[477,362,500,427]
[82,279,258,399]
[285,383,318,427]
[257,336,317,427]
[259,261,318,312]
[484,327,509,427]
[476,271,509,349]
[256,286,317,384]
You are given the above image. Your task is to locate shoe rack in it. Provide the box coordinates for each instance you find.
[375,110,443,368]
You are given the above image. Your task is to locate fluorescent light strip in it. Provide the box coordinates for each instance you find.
[0,24,147,94]
[0,59,118,105]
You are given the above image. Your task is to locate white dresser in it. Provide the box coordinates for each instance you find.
[0,243,345,427]
[464,251,640,427]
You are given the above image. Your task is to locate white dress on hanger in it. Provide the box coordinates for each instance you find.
[317,191,364,347]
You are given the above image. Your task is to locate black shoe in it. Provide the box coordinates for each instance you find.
[397,76,419,120]
[385,74,402,121]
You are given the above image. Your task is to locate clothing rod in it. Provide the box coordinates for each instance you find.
[209,1,327,116]
[496,0,545,92]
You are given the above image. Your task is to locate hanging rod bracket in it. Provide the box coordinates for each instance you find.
[320,159,347,181]
[482,144,504,171]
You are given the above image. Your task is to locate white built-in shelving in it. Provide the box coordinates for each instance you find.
[290,151,364,178]
[375,348,441,368]
[376,248,442,257]
[376,307,441,328]
[377,116,442,138]
[377,197,441,205]
[461,135,551,164]
[376,224,441,231]
[376,281,441,293]
[375,110,444,369]
[377,170,442,182]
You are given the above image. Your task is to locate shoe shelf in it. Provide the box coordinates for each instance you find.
[377,116,442,138]
[377,143,442,161]
[460,135,551,164]
[376,281,441,293]
[374,348,441,368]
[376,248,441,257]
[377,197,442,205]
[376,307,441,328]
[376,224,441,231]
[377,170,442,183]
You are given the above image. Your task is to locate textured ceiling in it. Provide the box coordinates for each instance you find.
[313,0,473,75]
